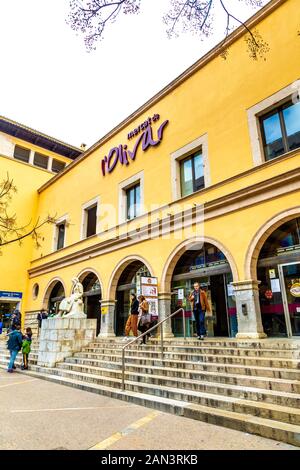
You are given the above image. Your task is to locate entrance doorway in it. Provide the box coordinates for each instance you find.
[170,243,237,337]
[115,262,151,336]
[80,273,102,335]
[47,282,65,315]
[257,217,300,337]
[0,301,19,330]
[278,262,300,337]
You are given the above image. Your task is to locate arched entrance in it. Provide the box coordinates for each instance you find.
[79,271,102,335]
[256,217,300,337]
[43,280,66,315]
[165,241,237,337]
[110,258,152,336]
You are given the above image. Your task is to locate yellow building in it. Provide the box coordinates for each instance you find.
[0,116,81,328]
[1,0,300,339]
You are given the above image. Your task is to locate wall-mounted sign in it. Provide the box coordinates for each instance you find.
[178,288,185,300]
[101,114,169,176]
[269,269,276,279]
[0,291,22,300]
[290,282,300,298]
[101,306,108,315]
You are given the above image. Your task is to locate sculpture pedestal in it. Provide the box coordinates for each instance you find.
[37,317,97,368]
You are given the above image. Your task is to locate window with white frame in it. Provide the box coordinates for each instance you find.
[118,171,144,224]
[53,217,68,251]
[81,198,99,239]
[247,82,300,165]
[170,134,210,201]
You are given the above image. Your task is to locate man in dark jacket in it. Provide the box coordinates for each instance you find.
[37,309,48,335]
[7,325,23,372]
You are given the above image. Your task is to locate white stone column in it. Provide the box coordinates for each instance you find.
[232,280,267,339]
[158,292,174,338]
[98,300,116,337]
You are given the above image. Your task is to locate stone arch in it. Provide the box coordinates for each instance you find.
[245,207,300,280]
[161,236,239,293]
[42,277,66,310]
[77,267,103,294]
[107,255,154,300]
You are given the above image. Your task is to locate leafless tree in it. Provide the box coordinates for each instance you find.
[67,0,269,59]
[0,174,55,251]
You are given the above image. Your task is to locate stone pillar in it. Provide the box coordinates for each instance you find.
[232,280,267,339]
[158,292,174,338]
[37,317,97,368]
[98,300,116,338]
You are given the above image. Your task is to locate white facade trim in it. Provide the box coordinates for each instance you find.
[80,196,100,240]
[170,134,210,201]
[118,170,144,224]
[52,214,69,252]
[247,81,299,166]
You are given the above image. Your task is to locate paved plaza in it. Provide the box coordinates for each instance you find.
[0,368,297,451]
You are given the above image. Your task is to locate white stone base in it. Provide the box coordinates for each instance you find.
[236,332,267,339]
[37,317,97,368]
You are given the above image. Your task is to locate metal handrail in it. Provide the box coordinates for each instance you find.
[121,307,185,391]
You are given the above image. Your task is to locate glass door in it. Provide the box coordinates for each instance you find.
[278,262,300,337]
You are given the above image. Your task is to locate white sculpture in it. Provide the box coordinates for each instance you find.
[58,277,87,319]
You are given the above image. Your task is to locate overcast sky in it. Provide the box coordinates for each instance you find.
[0,0,268,148]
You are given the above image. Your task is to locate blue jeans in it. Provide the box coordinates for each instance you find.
[8,350,18,370]
[193,306,206,336]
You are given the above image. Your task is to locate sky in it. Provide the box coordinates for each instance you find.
[0,0,269,149]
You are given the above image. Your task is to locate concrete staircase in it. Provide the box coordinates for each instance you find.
[0,336,300,446]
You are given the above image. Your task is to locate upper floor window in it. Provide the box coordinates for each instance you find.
[56,222,66,250]
[13,145,30,163]
[126,184,140,220]
[180,151,205,197]
[85,204,97,238]
[34,152,48,169]
[260,101,300,161]
[52,159,66,173]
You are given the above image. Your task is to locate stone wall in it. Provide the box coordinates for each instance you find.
[37,317,97,368]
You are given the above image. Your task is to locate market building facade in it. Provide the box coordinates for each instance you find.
[1,0,300,340]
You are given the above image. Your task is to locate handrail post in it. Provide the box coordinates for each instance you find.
[122,348,125,391]
[182,308,186,340]
[160,322,164,361]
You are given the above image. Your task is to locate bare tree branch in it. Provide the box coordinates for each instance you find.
[67,0,269,60]
[0,174,56,252]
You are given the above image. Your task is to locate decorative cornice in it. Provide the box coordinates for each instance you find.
[37,0,287,193]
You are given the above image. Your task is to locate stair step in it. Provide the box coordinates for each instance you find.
[86,344,300,358]
[7,366,300,447]
[27,365,300,425]
[63,358,300,393]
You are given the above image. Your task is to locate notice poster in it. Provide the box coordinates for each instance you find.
[140,276,158,319]
[271,278,281,293]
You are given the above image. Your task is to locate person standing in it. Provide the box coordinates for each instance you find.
[123,293,139,340]
[7,324,23,372]
[188,282,211,340]
[137,295,151,344]
[0,319,3,335]
[21,327,33,370]
[37,309,48,336]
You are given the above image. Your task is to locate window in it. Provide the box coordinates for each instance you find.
[32,283,39,300]
[260,101,300,161]
[56,223,65,250]
[85,205,97,237]
[34,152,48,169]
[180,151,205,197]
[13,145,30,163]
[52,159,65,173]
[126,184,140,220]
